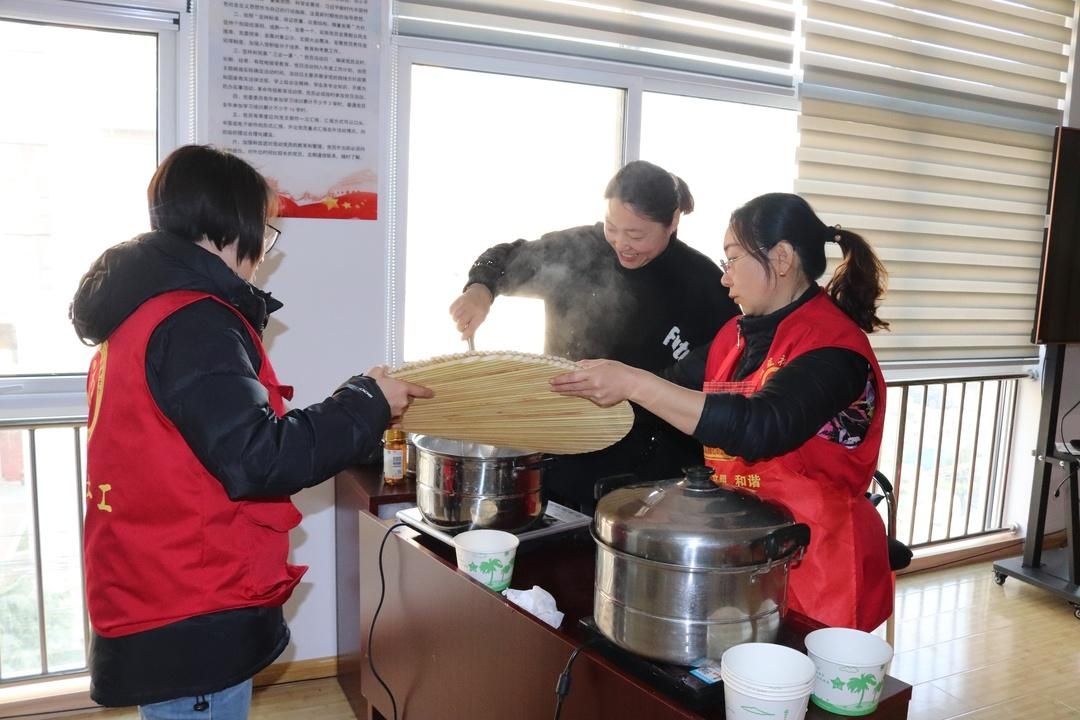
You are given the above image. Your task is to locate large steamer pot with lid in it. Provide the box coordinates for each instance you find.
[412,434,548,532]
[592,466,810,665]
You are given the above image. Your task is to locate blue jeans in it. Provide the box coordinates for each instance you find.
[138,679,252,720]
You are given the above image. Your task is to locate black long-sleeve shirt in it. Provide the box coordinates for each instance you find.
[147,299,386,499]
[467,222,737,371]
[665,286,871,462]
[467,223,739,507]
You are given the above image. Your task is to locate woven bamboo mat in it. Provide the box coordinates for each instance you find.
[389,351,633,454]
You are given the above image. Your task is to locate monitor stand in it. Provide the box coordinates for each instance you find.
[993,344,1080,619]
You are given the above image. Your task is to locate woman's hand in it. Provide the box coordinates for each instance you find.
[449,284,493,340]
[549,359,643,407]
[366,366,435,424]
[554,360,707,436]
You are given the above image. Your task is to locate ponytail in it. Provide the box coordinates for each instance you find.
[672,174,695,215]
[827,227,889,332]
[728,193,890,333]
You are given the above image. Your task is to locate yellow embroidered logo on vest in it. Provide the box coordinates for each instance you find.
[758,355,787,386]
[704,446,735,462]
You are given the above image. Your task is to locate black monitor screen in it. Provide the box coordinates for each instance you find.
[1033,126,1080,345]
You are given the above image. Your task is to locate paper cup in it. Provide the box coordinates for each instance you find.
[804,628,893,716]
[723,678,811,720]
[453,529,519,592]
[720,642,814,720]
[721,642,817,690]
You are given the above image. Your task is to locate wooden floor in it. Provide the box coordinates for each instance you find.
[890,559,1080,720]
[41,678,353,719]
[33,560,1080,720]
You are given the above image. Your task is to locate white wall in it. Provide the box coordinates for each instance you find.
[257,217,387,661]
[1006,375,1044,536]
[186,0,395,661]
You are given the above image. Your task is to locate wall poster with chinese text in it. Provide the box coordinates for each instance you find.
[208,0,379,220]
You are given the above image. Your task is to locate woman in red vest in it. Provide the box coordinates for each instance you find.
[71,145,432,719]
[552,192,893,632]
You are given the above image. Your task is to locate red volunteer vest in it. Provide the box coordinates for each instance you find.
[703,290,893,631]
[84,290,306,638]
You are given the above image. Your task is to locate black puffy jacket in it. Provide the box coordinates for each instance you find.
[70,231,389,706]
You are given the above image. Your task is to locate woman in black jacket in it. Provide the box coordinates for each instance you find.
[70,144,431,719]
[448,160,738,510]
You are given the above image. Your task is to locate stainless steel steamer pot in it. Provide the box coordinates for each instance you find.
[592,466,810,665]
[412,434,548,532]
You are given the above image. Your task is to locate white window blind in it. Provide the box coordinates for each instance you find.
[393,0,798,88]
[798,0,1076,363]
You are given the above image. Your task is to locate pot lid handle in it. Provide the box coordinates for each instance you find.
[683,465,716,490]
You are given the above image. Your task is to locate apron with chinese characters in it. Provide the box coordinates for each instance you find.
[85,290,305,638]
[702,291,892,631]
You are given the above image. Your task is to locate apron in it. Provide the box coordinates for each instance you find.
[85,290,305,637]
[702,291,893,631]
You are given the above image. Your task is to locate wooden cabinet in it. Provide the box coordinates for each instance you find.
[335,465,912,720]
[335,464,417,719]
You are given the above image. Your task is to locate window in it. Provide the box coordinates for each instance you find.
[640,91,797,260]
[0,1,186,682]
[388,1,799,365]
[393,51,799,364]
[0,19,159,377]
[400,64,623,361]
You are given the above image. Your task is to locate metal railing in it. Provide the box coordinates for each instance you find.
[882,377,1020,548]
[0,418,88,684]
[0,376,1022,683]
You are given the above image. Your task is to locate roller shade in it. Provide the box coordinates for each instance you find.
[393,0,797,88]
[798,0,1075,363]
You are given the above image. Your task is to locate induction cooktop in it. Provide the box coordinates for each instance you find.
[396,502,591,546]
[577,617,727,713]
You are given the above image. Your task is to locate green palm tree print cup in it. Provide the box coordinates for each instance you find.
[804,627,893,716]
[453,529,519,592]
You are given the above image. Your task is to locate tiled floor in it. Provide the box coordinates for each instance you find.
[892,560,1080,720]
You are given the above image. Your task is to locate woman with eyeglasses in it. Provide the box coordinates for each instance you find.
[552,192,893,632]
[70,144,432,719]
[448,160,738,511]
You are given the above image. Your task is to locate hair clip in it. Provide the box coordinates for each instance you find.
[832,224,842,243]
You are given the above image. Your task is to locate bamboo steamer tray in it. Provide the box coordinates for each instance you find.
[389,351,634,454]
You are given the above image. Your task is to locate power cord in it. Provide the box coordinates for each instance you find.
[368,521,407,720]
[553,638,595,720]
[1058,396,1080,458]
[1054,397,1080,498]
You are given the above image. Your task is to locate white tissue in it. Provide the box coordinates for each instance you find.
[504,585,565,629]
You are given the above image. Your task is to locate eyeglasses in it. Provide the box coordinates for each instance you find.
[717,254,747,273]
[264,223,281,253]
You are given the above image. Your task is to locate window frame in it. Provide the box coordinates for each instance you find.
[386,36,797,367]
[0,0,192,424]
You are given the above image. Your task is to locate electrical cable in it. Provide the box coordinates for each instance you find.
[553,638,595,720]
[1057,396,1080,460]
[1053,397,1080,498]
[1054,474,1070,499]
[368,521,407,720]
